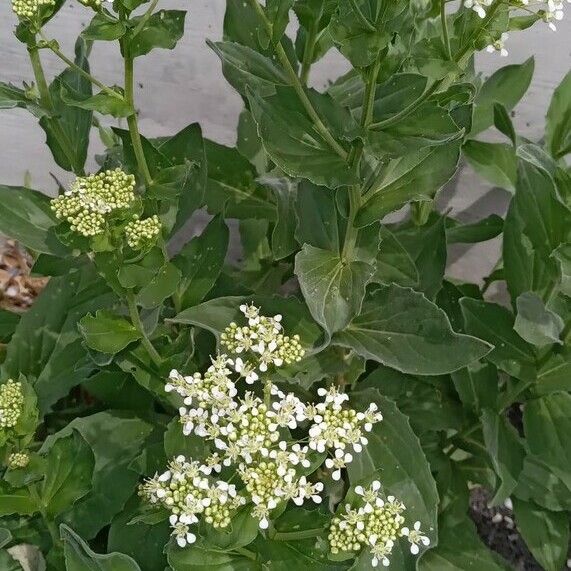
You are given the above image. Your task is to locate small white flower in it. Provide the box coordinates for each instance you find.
[402,521,430,555]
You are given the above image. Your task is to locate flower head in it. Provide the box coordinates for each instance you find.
[51,169,136,237]
[7,451,30,469]
[125,215,162,249]
[329,482,429,566]
[0,380,25,431]
[464,0,493,18]
[11,0,54,20]
[486,32,509,56]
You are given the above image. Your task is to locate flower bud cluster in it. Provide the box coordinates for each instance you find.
[51,169,136,237]
[0,380,24,431]
[141,455,245,547]
[8,451,30,469]
[329,481,429,567]
[146,305,383,547]
[125,215,162,249]
[11,0,54,19]
[77,0,102,9]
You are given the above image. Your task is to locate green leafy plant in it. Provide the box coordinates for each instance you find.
[0,0,570,569]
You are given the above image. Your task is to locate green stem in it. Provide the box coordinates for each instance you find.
[131,0,159,38]
[369,0,503,131]
[126,293,162,367]
[264,379,272,408]
[248,0,347,160]
[440,0,452,60]
[27,43,82,175]
[342,54,383,259]
[348,0,376,32]
[299,22,318,86]
[29,485,60,548]
[39,34,123,100]
[272,528,323,541]
[124,54,153,187]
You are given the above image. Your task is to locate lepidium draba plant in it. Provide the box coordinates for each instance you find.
[0,0,570,568]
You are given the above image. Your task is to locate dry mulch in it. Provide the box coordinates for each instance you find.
[0,239,48,312]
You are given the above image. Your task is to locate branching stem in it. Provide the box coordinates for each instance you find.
[248,0,348,160]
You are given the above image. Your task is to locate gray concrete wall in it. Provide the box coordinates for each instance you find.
[0,1,569,283]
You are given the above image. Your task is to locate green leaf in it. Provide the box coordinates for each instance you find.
[553,244,571,297]
[295,180,340,252]
[40,37,92,173]
[265,0,295,43]
[460,298,536,381]
[62,87,131,118]
[167,541,260,571]
[0,186,68,256]
[512,499,569,571]
[136,263,182,309]
[462,141,516,192]
[524,392,571,490]
[108,498,170,571]
[516,455,571,512]
[61,524,141,571]
[514,292,564,347]
[173,215,229,310]
[357,141,461,225]
[0,484,36,517]
[535,349,571,395]
[0,81,43,116]
[451,362,499,414]
[1,267,116,413]
[41,412,152,539]
[79,310,142,354]
[369,77,464,157]
[493,103,516,145]
[545,70,571,159]
[348,390,439,560]
[334,285,491,375]
[82,12,127,41]
[41,430,95,518]
[0,309,20,343]
[392,215,447,299]
[295,244,375,335]
[503,154,571,301]
[248,87,356,189]
[372,226,418,287]
[170,296,322,350]
[129,10,186,58]
[446,214,504,244]
[201,506,259,551]
[262,175,298,261]
[471,57,534,135]
[360,367,463,433]
[481,409,525,505]
[164,418,209,460]
[418,512,508,571]
[208,41,288,97]
[203,139,275,220]
[329,0,407,67]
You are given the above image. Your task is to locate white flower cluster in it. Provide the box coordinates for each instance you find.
[11,0,54,19]
[0,380,24,431]
[464,0,493,18]
[220,304,305,378]
[141,455,245,547]
[142,305,383,548]
[51,169,136,237]
[509,0,569,31]
[125,215,162,250]
[329,481,430,568]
